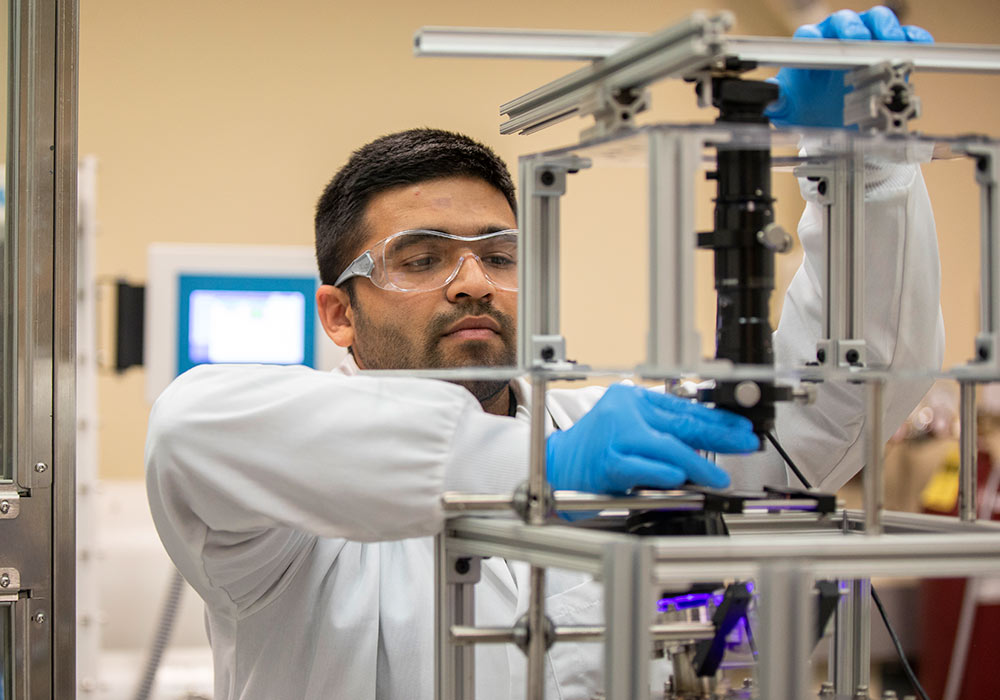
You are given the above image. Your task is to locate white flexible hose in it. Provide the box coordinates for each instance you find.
[133,568,186,700]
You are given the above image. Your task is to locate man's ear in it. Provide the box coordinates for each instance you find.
[317,284,355,349]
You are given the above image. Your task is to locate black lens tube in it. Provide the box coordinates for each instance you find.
[697,75,783,434]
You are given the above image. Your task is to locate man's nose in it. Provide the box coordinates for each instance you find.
[445,255,495,301]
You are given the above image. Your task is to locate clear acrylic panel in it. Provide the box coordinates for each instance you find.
[517,122,998,383]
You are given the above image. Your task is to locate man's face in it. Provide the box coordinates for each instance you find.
[320,176,518,399]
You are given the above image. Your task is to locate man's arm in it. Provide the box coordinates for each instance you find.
[725,160,944,491]
[145,364,531,544]
[720,7,945,491]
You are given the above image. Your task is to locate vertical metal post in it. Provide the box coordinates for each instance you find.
[646,130,699,374]
[517,156,587,368]
[524,374,550,700]
[969,145,1000,370]
[1,1,78,697]
[434,531,453,700]
[801,148,867,369]
[53,1,80,694]
[758,561,812,700]
[525,565,547,700]
[959,381,979,522]
[435,532,476,700]
[863,380,885,536]
[604,541,652,700]
[830,578,872,694]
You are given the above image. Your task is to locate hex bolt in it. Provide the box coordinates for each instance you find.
[979,344,990,361]
[816,348,826,363]
[540,346,555,361]
[0,500,9,515]
[0,573,10,588]
[33,611,46,624]
[454,558,471,575]
[539,170,555,187]
[817,180,828,196]
[846,349,861,364]
[34,462,48,473]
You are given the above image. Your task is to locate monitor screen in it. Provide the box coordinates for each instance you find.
[177,274,317,375]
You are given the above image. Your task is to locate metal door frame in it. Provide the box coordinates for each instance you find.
[1,0,78,697]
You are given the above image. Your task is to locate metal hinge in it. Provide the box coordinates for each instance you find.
[0,485,19,520]
[0,567,21,601]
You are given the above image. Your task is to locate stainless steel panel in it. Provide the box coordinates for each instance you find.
[52,1,78,695]
[0,0,11,484]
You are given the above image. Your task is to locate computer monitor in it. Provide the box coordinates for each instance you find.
[145,243,346,403]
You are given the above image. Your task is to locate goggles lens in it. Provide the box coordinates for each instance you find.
[373,229,518,292]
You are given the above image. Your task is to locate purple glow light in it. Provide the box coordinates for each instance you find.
[657,592,712,612]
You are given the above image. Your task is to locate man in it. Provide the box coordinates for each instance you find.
[146,8,943,699]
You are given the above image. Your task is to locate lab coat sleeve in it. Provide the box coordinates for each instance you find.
[724,159,945,491]
[145,364,531,548]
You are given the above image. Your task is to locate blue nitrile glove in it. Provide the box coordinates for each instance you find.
[545,384,760,494]
[764,6,934,128]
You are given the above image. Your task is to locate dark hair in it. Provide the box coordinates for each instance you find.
[314,128,517,288]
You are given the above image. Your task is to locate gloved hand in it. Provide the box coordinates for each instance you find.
[545,384,759,494]
[764,6,934,128]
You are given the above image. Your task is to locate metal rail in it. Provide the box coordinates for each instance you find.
[416,25,1000,73]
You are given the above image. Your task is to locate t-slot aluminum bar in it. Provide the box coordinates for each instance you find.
[414,26,1000,74]
[799,153,867,369]
[966,144,1000,372]
[863,380,885,536]
[603,541,652,700]
[518,158,585,367]
[831,578,872,694]
[499,13,731,136]
[435,533,475,699]
[645,130,700,374]
[528,375,549,526]
[959,381,979,522]
[758,562,812,700]
[414,27,644,61]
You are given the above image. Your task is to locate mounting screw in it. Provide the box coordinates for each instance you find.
[0,573,10,588]
[817,180,828,196]
[816,348,826,363]
[846,349,860,364]
[540,346,555,361]
[978,157,989,173]
[33,611,46,625]
[539,170,555,187]
[454,558,471,575]
[0,500,9,515]
[734,381,762,408]
[34,462,47,473]
[979,344,990,361]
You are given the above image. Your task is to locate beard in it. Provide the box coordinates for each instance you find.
[351,299,516,405]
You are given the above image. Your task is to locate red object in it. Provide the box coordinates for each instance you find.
[918,449,1000,700]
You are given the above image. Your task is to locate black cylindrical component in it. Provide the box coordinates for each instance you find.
[712,146,775,368]
[699,75,781,433]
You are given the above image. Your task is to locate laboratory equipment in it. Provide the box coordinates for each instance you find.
[408,12,1000,700]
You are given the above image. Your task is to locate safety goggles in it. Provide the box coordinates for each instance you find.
[334,229,519,292]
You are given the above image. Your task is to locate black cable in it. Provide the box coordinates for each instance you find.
[766,430,932,700]
[872,585,931,700]
[764,430,813,488]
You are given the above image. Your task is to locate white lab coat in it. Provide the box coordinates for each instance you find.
[145,160,943,700]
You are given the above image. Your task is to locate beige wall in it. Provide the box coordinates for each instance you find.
[80,0,1000,480]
